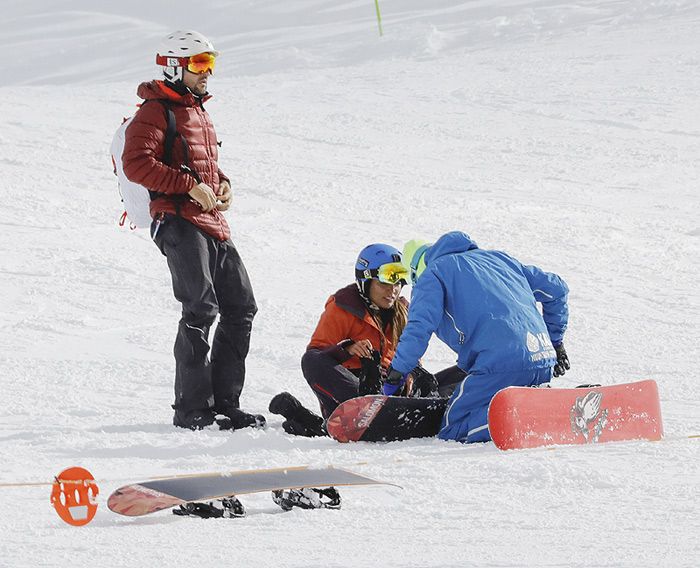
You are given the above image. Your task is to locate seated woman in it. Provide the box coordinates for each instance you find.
[269,243,465,437]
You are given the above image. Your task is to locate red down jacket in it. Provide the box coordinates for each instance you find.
[122,80,231,240]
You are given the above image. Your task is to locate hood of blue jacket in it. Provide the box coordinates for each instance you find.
[424,231,478,265]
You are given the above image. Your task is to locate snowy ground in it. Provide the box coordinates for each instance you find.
[0,1,698,566]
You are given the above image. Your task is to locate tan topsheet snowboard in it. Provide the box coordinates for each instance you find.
[108,465,391,516]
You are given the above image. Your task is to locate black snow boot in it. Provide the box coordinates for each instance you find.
[269,392,326,437]
[281,418,323,437]
[173,408,216,430]
[215,405,266,430]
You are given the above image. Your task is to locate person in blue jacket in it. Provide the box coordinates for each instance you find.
[384,231,570,443]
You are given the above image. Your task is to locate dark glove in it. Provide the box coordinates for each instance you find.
[410,365,439,398]
[382,367,407,396]
[359,350,382,396]
[553,343,570,377]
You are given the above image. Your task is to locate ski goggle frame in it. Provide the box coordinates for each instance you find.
[355,262,408,286]
[156,52,216,75]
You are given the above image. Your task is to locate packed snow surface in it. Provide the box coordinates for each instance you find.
[0,1,698,566]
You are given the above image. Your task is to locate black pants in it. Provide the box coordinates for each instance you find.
[153,215,257,413]
[301,348,466,419]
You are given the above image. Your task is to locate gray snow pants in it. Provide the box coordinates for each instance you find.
[152,214,257,413]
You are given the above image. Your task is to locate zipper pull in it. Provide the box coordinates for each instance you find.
[151,212,165,240]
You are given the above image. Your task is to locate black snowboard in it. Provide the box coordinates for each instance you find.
[326,395,448,442]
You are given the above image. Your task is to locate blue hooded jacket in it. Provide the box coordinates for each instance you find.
[391,231,568,376]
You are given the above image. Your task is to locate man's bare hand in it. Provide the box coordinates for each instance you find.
[216,180,232,211]
[189,182,217,212]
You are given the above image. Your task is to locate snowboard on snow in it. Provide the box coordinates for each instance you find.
[488,379,663,450]
[107,465,390,517]
[326,395,448,443]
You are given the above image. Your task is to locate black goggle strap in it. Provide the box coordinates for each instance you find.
[355,267,380,281]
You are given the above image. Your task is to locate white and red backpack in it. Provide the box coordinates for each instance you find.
[110,101,177,229]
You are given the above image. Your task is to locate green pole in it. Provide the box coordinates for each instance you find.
[374,0,384,37]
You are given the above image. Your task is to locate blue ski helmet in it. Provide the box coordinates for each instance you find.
[354,243,407,301]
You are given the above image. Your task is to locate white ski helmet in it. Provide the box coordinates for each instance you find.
[156,30,219,83]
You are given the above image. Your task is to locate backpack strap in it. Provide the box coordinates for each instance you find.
[161,102,177,166]
[139,99,177,166]
[143,99,193,215]
[158,100,198,181]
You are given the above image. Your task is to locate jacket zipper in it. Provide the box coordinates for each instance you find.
[445,309,465,345]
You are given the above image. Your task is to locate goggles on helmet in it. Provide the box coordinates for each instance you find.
[355,262,408,286]
[156,52,216,75]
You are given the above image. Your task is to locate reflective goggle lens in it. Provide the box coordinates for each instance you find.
[187,53,216,74]
[376,262,409,285]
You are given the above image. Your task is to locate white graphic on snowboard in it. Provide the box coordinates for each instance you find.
[570,391,609,442]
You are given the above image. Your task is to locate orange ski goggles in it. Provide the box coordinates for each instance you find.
[156,52,216,75]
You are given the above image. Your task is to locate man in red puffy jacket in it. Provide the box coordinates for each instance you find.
[122,31,264,431]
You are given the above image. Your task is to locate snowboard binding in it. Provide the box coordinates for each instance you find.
[409,365,440,398]
[272,487,341,511]
[173,496,246,519]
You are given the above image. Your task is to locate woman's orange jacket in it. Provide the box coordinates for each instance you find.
[307,284,407,371]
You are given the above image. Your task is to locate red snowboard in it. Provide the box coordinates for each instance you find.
[487,379,663,450]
